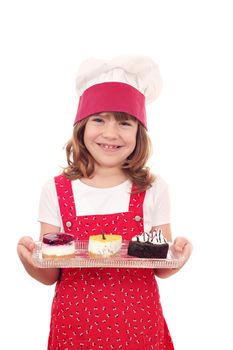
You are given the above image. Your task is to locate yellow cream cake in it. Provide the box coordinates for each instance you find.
[88,234,122,257]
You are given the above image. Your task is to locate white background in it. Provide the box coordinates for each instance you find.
[0,0,232,349]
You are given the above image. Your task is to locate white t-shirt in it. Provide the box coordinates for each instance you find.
[38,175,171,232]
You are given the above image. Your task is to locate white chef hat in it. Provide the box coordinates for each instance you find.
[74,55,162,129]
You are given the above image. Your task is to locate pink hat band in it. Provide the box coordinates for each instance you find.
[74,82,147,128]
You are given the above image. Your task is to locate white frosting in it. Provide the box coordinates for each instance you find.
[88,239,122,257]
[132,229,167,245]
[42,242,75,256]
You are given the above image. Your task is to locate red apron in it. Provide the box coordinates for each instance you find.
[48,175,174,350]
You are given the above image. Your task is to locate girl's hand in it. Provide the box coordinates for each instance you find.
[154,236,192,278]
[171,236,193,266]
[17,234,60,285]
[17,236,36,267]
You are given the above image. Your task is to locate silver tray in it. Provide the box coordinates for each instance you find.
[32,240,184,269]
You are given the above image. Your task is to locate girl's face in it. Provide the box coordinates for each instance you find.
[84,112,138,171]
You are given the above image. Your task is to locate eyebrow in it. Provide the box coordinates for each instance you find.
[91,112,113,118]
[97,112,111,117]
[92,112,137,123]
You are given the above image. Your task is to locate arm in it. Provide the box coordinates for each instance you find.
[152,224,193,278]
[17,223,61,285]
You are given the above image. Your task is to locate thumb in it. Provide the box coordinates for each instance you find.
[17,236,35,254]
[173,237,185,252]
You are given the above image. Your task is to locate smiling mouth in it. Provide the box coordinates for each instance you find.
[97,143,122,150]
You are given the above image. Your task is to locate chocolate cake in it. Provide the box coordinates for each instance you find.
[128,229,169,259]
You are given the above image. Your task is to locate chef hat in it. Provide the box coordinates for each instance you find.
[74,55,162,129]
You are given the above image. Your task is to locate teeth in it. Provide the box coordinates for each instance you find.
[101,144,119,149]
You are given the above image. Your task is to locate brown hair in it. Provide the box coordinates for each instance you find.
[63,112,155,192]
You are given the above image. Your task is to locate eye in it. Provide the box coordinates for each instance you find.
[90,116,104,123]
[119,121,132,127]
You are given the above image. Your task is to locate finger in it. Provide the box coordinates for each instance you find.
[170,244,183,257]
[18,236,35,252]
[17,236,36,266]
[182,242,193,261]
[17,244,34,265]
[173,237,190,251]
[172,238,184,253]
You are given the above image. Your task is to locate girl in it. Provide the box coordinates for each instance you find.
[17,56,192,349]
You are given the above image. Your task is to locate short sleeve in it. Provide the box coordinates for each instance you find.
[38,179,62,228]
[143,176,171,230]
[152,178,171,226]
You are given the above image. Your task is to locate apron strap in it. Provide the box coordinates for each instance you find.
[54,174,76,233]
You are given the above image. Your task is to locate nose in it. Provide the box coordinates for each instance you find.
[102,121,118,139]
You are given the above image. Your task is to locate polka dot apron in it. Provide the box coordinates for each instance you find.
[48,175,174,350]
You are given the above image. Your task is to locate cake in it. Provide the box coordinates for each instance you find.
[127,229,169,259]
[42,233,75,259]
[88,233,122,257]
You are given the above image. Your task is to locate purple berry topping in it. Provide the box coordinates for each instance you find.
[42,233,74,246]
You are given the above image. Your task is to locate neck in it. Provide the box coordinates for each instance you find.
[81,166,128,188]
